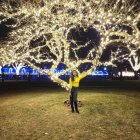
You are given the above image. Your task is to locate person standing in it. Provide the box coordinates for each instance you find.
[69,69,92,113]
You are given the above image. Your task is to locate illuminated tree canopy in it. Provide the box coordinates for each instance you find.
[0,0,140,89]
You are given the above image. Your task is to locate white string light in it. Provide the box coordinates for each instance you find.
[0,0,139,89]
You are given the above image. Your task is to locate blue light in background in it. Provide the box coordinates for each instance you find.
[92,70,108,76]
[1,67,108,76]
[104,67,107,71]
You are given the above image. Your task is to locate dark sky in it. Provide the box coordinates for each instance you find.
[0,23,11,41]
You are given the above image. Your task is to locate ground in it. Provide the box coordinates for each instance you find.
[0,86,140,140]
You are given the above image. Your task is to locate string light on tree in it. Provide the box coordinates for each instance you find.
[0,0,140,89]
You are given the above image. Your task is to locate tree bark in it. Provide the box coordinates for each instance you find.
[134,71,138,80]
[28,68,31,83]
[2,67,4,83]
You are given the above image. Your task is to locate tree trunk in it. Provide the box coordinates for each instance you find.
[119,63,123,80]
[28,68,31,83]
[120,70,123,80]
[134,71,138,80]
[2,67,4,83]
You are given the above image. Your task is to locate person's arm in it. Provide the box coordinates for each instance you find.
[86,69,93,75]
[69,78,72,95]
[79,69,93,80]
[79,72,87,80]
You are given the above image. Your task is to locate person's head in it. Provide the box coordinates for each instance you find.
[72,70,78,77]
[71,69,79,81]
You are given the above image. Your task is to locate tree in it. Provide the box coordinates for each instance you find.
[102,44,140,79]
[0,0,140,89]
[128,54,140,79]
[12,62,25,75]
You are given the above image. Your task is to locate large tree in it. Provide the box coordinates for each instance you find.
[0,0,140,89]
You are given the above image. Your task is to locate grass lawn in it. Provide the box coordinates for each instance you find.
[0,87,140,140]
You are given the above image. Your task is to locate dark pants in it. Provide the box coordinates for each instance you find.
[70,87,78,112]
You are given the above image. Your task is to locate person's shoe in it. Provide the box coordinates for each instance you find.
[76,110,80,114]
[71,110,74,113]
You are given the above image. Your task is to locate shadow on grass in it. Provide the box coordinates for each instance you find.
[0,80,140,94]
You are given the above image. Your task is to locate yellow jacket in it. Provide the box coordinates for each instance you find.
[69,72,87,88]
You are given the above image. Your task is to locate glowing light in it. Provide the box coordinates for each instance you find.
[0,66,2,74]
[1,67,108,76]
[92,71,108,76]
[118,71,135,77]
[12,63,26,75]
[0,0,139,89]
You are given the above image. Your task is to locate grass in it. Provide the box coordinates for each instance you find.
[0,87,140,140]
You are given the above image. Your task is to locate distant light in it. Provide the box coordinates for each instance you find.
[1,67,109,76]
[104,67,107,71]
[118,71,135,77]
[92,70,108,76]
